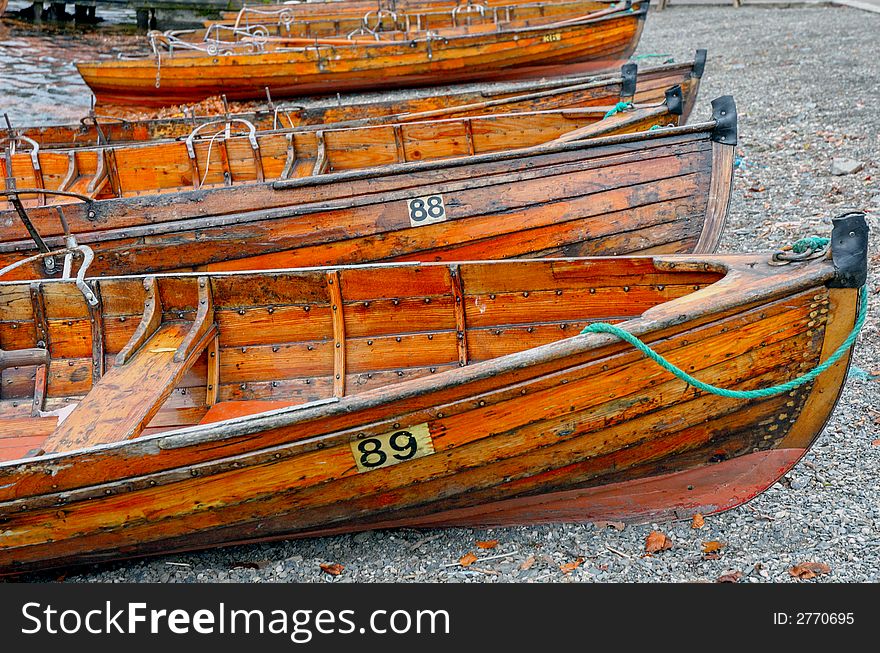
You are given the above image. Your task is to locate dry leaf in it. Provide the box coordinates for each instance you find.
[691,513,705,529]
[519,555,536,571]
[790,562,831,580]
[702,541,726,554]
[717,570,743,583]
[476,539,498,550]
[149,347,177,353]
[319,562,344,576]
[645,530,672,554]
[559,557,584,574]
[459,552,478,567]
[872,439,880,447]
[593,520,626,531]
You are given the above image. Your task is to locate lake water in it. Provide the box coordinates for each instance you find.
[0,2,145,125]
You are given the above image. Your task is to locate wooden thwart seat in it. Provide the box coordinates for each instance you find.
[42,276,215,454]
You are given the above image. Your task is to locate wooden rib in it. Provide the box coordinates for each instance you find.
[327,270,345,397]
[59,152,78,192]
[86,148,108,196]
[218,138,232,186]
[313,130,329,175]
[174,277,215,363]
[206,334,220,407]
[281,133,298,179]
[116,276,160,366]
[30,156,46,207]
[693,141,734,253]
[463,118,476,156]
[392,124,407,163]
[29,282,49,349]
[105,149,122,197]
[30,364,47,417]
[87,280,105,383]
[188,147,202,190]
[449,264,469,366]
[251,142,265,183]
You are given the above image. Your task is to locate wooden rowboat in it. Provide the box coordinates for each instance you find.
[1,89,689,203]
[12,53,706,150]
[76,2,648,106]
[0,213,867,575]
[0,97,737,279]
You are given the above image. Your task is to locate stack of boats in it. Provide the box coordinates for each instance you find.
[0,0,867,575]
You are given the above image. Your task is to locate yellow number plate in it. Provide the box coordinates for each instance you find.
[542,33,561,43]
[350,423,435,473]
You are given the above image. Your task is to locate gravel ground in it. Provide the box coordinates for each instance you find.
[16,5,880,584]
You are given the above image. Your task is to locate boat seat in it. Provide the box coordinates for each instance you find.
[42,322,213,454]
[198,400,301,425]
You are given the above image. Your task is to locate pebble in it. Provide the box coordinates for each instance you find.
[831,158,865,176]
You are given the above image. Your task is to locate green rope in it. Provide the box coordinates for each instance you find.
[631,54,673,61]
[604,101,633,119]
[579,285,867,399]
[791,236,829,254]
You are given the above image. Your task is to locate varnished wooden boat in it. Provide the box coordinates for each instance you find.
[0,213,867,575]
[12,53,706,150]
[0,97,737,279]
[1,89,689,203]
[76,2,648,106]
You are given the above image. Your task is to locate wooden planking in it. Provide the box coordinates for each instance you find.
[0,132,710,245]
[0,324,819,558]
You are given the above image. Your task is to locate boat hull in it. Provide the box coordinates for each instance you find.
[76,7,648,106]
[0,241,865,574]
[17,57,703,149]
[0,121,736,280]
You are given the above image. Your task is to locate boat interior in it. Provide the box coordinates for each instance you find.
[0,257,724,462]
[0,99,677,204]
[196,0,617,45]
